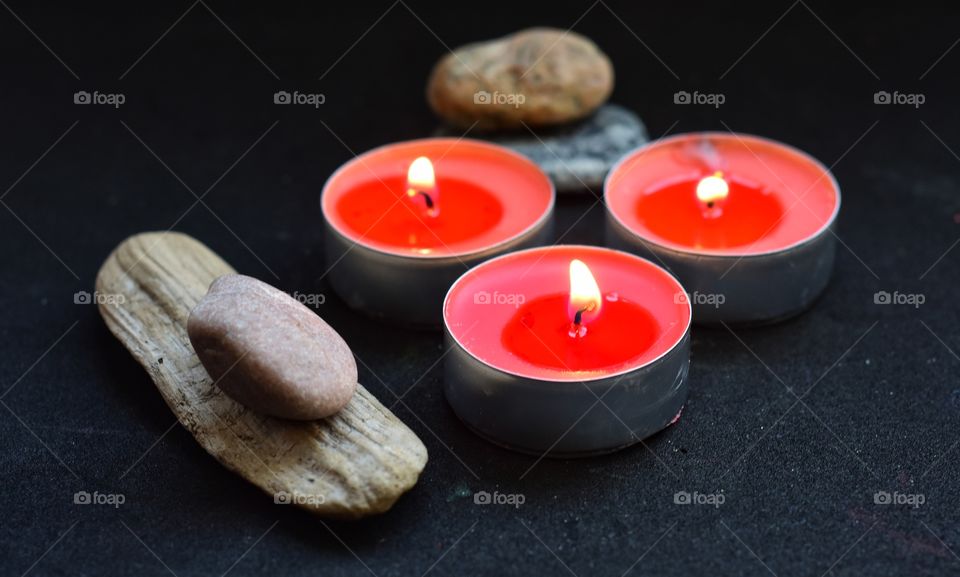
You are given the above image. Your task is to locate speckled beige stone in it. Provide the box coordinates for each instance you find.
[96,232,427,518]
[188,274,356,420]
[428,28,614,130]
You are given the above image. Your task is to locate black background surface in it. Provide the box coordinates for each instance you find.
[2,1,959,575]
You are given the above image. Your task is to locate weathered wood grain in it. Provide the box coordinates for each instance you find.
[96,232,427,518]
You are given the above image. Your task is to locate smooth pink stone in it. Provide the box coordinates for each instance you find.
[188,274,357,420]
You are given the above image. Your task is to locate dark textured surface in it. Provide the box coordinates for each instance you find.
[2,1,959,575]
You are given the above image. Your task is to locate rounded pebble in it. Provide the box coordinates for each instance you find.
[188,274,357,420]
[428,28,614,131]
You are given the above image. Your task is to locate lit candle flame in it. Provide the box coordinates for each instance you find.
[569,259,602,337]
[696,171,729,206]
[407,156,435,190]
[406,156,439,217]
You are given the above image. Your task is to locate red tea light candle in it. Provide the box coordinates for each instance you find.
[322,138,554,326]
[443,245,691,457]
[605,133,840,324]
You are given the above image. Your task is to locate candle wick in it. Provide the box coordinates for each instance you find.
[415,190,435,209]
[706,201,714,209]
[573,306,589,326]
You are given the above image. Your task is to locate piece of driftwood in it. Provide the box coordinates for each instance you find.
[96,232,428,518]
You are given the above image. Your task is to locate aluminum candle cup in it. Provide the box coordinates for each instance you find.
[322,138,554,327]
[443,245,691,457]
[605,132,840,325]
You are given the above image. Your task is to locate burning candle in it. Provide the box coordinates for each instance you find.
[322,138,554,326]
[405,156,440,218]
[605,133,840,324]
[443,245,691,457]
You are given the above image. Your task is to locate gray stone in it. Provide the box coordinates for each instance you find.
[435,104,648,194]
